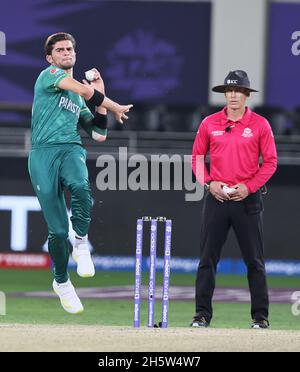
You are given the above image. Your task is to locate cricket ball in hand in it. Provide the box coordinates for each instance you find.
[223,186,236,194]
[85,70,96,82]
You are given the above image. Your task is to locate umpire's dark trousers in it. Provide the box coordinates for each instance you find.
[195,191,269,323]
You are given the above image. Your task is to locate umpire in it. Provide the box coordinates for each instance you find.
[191,70,277,329]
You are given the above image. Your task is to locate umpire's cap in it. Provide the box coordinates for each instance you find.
[212,70,259,93]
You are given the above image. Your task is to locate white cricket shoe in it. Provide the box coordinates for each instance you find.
[72,240,95,278]
[52,279,84,314]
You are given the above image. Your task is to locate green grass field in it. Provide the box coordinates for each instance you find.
[0,269,299,329]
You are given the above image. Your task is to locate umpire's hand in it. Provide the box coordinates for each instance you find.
[209,181,230,203]
[229,183,249,201]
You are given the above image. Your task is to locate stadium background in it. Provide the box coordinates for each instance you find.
[0,0,300,275]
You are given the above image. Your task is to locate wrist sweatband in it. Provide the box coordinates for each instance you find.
[93,112,107,130]
[92,127,107,139]
[88,89,105,107]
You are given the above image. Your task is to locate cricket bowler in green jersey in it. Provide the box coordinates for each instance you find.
[28,33,133,314]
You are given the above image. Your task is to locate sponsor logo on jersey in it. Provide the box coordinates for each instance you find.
[242,128,253,138]
[58,97,81,117]
[50,68,64,76]
[211,130,225,136]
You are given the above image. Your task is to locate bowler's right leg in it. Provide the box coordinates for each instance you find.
[28,148,83,314]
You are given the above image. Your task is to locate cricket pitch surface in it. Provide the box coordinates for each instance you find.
[0,324,299,352]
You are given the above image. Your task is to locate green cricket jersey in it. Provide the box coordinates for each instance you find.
[31,65,94,147]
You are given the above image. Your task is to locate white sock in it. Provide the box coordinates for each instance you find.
[75,235,87,248]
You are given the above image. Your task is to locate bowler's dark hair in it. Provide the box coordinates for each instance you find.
[44,33,76,55]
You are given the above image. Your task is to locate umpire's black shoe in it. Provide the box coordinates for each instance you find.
[251,319,270,329]
[190,315,210,328]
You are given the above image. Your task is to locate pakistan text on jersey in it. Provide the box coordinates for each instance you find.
[58,97,81,118]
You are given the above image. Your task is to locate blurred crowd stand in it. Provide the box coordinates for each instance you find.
[0,102,300,135]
